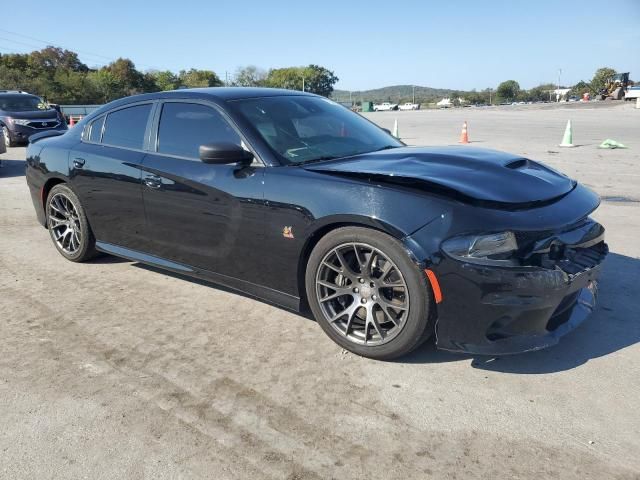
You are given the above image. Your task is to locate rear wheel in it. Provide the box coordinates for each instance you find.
[46,184,97,262]
[306,227,434,360]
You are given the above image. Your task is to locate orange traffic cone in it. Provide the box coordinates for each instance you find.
[69,116,75,127]
[459,121,470,144]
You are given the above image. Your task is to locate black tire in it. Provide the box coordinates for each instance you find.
[305,227,434,360]
[46,183,97,262]
[2,126,14,148]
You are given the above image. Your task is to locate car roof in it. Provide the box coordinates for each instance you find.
[78,88,319,126]
[112,87,314,106]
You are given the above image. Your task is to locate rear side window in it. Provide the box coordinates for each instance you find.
[157,102,241,159]
[87,115,105,143]
[102,104,152,150]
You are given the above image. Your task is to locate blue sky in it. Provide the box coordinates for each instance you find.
[1,0,639,91]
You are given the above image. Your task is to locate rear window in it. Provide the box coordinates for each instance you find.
[102,104,151,150]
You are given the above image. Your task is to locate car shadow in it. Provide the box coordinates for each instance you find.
[0,158,27,178]
[402,252,640,374]
[111,251,638,374]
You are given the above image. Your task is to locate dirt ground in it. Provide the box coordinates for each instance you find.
[1,101,639,479]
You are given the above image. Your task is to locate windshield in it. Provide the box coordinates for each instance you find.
[230,96,403,165]
[0,95,50,113]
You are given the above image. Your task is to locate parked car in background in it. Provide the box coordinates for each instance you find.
[373,102,398,111]
[26,88,607,359]
[0,91,67,147]
[0,127,6,156]
[624,85,640,101]
[398,102,420,110]
[0,129,5,167]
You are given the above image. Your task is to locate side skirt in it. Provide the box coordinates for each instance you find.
[95,241,301,312]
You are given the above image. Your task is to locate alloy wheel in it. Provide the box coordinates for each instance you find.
[48,192,83,255]
[315,242,410,346]
[2,127,9,148]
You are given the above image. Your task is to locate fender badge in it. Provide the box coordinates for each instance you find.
[282,226,294,239]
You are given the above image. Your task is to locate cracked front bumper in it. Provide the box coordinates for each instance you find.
[429,222,608,355]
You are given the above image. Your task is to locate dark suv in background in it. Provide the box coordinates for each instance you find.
[0,91,67,147]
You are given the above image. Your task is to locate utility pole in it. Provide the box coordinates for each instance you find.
[488,88,492,105]
[225,71,229,86]
[557,68,562,102]
[302,76,305,92]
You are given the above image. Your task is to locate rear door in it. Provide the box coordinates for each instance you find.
[140,100,265,278]
[70,102,153,251]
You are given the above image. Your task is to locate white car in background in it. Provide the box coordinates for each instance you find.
[373,102,398,111]
[399,102,420,110]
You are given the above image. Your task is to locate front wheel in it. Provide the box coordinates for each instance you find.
[46,184,97,262]
[306,227,434,360]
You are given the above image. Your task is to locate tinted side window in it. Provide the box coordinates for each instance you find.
[88,115,105,143]
[157,103,241,159]
[102,104,151,149]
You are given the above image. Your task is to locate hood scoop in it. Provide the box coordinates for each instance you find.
[304,146,575,206]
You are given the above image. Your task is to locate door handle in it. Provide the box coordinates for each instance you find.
[73,157,86,169]
[143,174,162,189]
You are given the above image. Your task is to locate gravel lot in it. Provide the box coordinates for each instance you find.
[1,101,639,479]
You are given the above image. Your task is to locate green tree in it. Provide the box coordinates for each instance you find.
[570,80,592,98]
[591,67,617,93]
[88,69,122,103]
[265,64,338,97]
[28,46,88,73]
[149,70,180,91]
[264,67,303,90]
[301,64,339,97]
[233,65,267,87]
[104,58,145,95]
[529,83,555,102]
[178,69,223,88]
[496,80,520,102]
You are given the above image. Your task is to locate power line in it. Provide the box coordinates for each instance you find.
[0,40,109,68]
[0,28,113,62]
[0,36,45,51]
[0,28,155,70]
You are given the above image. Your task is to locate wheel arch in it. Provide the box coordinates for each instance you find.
[41,177,68,226]
[296,216,410,311]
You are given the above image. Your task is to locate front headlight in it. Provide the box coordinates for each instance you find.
[12,119,31,126]
[442,232,518,265]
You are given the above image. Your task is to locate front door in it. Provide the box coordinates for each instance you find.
[140,101,265,279]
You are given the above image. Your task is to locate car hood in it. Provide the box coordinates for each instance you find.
[304,146,575,205]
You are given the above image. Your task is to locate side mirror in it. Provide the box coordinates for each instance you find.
[199,142,254,165]
[381,128,391,135]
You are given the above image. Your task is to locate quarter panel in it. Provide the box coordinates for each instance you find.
[261,167,447,296]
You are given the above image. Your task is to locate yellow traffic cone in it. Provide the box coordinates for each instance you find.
[559,120,575,147]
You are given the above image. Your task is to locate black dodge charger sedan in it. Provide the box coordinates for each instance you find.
[25,88,607,359]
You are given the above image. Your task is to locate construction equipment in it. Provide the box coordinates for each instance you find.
[596,72,631,100]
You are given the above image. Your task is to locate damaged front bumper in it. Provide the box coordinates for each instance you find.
[427,219,608,355]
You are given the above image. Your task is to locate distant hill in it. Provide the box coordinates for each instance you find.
[331,84,463,104]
